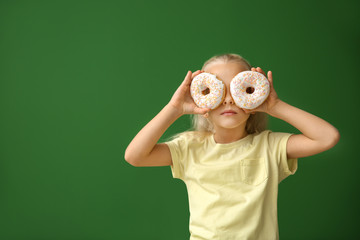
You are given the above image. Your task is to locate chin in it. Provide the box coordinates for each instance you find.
[217,120,247,129]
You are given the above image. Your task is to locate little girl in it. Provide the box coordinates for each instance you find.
[125,53,340,240]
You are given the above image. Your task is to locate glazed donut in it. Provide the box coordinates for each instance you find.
[230,71,270,109]
[190,72,226,109]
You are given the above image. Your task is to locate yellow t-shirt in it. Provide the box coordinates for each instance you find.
[165,130,298,240]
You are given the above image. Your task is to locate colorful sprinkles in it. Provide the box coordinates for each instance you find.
[230,71,270,109]
[190,73,225,109]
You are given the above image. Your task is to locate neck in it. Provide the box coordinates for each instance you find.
[213,126,248,144]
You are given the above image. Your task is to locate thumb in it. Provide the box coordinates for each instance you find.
[195,107,211,115]
[242,108,252,114]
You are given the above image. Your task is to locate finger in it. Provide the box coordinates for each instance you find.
[256,67,266,76]
[195,107,210,116]
[252,67,261,73]
[267,71,273,82]
[267,71,278,101]
[191,70,202,78]
[192,70,205,80]
[243,107,256,114]
[181,70,192,87]
[181,70,205,93]
[243,108,250,114]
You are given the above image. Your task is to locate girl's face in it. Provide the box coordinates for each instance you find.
[204,61,251,132]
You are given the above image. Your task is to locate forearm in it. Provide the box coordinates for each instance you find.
[268,100,340,145]
[125,104,182,160]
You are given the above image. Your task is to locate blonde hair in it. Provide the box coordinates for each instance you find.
[169,53,268,140]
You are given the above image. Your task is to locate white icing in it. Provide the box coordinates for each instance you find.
[230,71,270,109]
[190,73,225,109]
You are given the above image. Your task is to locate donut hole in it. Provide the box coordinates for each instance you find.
[202,88,210,95]
[246,87,255,94]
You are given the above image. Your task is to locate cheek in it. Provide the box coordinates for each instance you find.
[208,110,220,120]
[207,113,215,122]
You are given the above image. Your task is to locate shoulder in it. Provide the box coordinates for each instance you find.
[252,130,294,147]
[254,130,292,140]
[163,131,211,160]
[252,129,271,142]
[165,131,211,145]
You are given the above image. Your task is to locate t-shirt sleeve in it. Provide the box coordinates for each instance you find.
[268,131,298,183]
[164,135,185,180]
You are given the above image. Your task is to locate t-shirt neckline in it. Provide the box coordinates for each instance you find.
[209,132,253,149]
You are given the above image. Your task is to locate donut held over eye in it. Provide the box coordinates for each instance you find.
[230,71,270,109]
[190,72,226,110]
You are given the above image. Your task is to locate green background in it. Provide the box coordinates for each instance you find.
[0,0,359,239]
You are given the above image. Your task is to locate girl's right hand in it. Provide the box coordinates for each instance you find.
[168,70,211,116]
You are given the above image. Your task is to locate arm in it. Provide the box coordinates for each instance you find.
[124,70,210,167]
[124,104,181,167]
[268,100,340,159]
[245,67,340,159]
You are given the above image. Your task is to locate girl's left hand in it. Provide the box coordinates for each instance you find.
[242,67,280,115]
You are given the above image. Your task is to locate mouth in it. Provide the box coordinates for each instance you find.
[221,110,237,116]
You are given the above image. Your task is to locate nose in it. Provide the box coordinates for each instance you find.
[223,90,234,105]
